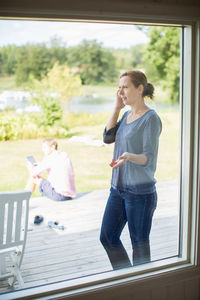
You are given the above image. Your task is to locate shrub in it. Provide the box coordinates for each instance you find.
[0,113,19,140]
[0,112,69,141]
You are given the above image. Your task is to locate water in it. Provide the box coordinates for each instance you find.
[68,96,116,114]
[68,96,179,114]
[0,90,179,114]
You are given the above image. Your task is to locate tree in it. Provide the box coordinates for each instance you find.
[15,42,68,85]
[110,44,159,85]
[67,40,117,85]
[29,62,82,126]
[130,44,146,68]
[15,46,31,84]
[144,26,180,103]
[15,44,49,85]
[0,45,18,75]
[110,48,133,71]
[47,36,68,66]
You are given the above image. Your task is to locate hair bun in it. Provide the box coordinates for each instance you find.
[143,82,154,99]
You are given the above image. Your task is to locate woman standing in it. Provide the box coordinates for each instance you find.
[100,70,162,269]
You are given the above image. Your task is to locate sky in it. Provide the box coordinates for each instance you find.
[0,20,149,48]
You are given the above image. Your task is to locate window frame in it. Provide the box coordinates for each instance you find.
[0,17,199,300]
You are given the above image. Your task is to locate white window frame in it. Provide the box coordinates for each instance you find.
[0,17,199,300]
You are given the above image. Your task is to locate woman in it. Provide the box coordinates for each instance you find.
[100,70,162,269]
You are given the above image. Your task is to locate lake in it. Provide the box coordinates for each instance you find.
[68,95,179,114]
[68,95,116,113]
[0,90,179,114]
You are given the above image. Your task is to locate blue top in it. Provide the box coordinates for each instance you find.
[103,109,162,194]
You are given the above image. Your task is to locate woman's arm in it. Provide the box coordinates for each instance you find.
[106,89,125,131]
[110,113,162,169]
[103,90,125,144]
[106,107,121,131]
[110,152,148,169]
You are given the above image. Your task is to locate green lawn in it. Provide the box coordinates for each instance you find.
[0,75,22,91]
[0,109,180,197]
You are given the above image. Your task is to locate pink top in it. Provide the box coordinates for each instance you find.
[32,150,76,198]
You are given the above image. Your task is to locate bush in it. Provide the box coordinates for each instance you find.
[0,112,69,141]
[33,95,63,126]
[0,113,19,140]
[0,111,112,141]
[0,113,40,140]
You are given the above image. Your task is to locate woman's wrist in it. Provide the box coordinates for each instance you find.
[113,106,122,113]
[124,152,131,161]
[126,153,148,165]
[106,108,121,131]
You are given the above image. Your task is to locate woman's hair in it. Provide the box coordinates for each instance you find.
[120,70,154,99]
[43,138,58,150]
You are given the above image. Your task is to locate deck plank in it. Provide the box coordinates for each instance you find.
[0,181,179,294]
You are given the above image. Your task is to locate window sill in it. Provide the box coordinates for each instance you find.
[1,256,196,300]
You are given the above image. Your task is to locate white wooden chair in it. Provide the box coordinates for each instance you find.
[0,190,31,288]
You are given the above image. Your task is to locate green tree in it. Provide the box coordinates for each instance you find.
[47,36,68,66]
[15,44,53,85]
[15,42,68,85]
[29,62,82,125]
[67,40,117,84]
[145,26,181,103]
[111,48,133,71]
[110,44,158,84]
[15,46,31,84]
[0,45,18,75]
[130,44,146,68]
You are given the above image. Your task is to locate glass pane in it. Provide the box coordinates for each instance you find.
[0,20,181,293]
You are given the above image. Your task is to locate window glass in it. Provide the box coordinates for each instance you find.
[0,20,181,294]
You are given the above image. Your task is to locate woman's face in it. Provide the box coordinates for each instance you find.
[118,76,143,106]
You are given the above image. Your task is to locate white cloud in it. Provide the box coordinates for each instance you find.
[0,20,149,48]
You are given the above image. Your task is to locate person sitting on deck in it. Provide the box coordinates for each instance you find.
[26,138,76,201]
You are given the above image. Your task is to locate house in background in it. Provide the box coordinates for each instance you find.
[0,0,199,299]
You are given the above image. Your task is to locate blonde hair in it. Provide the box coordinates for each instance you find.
[43,138,58,150]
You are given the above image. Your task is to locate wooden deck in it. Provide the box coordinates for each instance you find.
[0,181,179,294]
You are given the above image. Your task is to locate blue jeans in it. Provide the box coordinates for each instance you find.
[39,179,72,201]
[100,187,157,270]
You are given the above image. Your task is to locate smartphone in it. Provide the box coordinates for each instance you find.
[26,156,36,165]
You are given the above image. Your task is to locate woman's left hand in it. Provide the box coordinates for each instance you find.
[110,152,130,169]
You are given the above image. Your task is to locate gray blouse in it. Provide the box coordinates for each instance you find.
[103,109,162,194]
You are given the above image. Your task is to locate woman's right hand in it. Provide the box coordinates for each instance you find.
[115,89,125,110]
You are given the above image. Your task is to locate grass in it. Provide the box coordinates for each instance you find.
[0,75,29,91]
[0,75,180,195]
[155,110,180,181]
[0,75,17,91]
[0,135,113,197]
[0,109,180,197]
